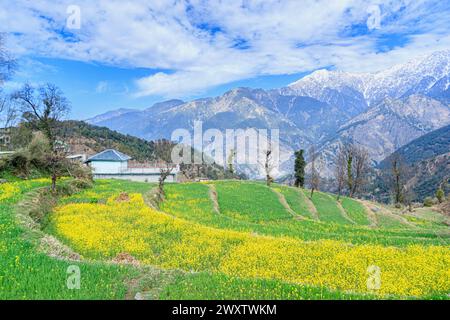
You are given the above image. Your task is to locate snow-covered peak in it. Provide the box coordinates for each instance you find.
[289,69,366,89]
[287,50,450,106]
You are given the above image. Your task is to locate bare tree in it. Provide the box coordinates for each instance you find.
[259,143,275,187]
[0,34,17,135]
[158,163,177,202]
[351,145,370,197]
[0,34,16,86]
[343,143,370,198]
[227,148,236,175]
[334,144,347,201]
[389,154,407,205]
[0,96,17,129]
[154,139,178,202]
[309,145,320,198]
[12,83,70,192]
[402,183,416,212]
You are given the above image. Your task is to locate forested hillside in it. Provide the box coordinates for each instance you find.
[379,124,450,167]
[376,125,450,201]
[5,120,238,181]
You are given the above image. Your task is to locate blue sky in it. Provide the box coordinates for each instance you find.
[1,0,449,119]
[9,57,309,119]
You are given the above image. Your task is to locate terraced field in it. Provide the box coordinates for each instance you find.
[1,179,449,299]
[163,182,449,246]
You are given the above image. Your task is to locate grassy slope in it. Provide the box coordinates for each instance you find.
[0,180,134,299]
[214,181,292,222]
[159,272,380,300]
[49,180,392,300]
[275,186,315,219]
[340,197,371,226]
[162,182,449,246]
[302,190,351,224]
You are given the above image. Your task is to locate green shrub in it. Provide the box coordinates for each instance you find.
[423,197,437,207]
[27,132,51,166]
[69,162,93,180]
[435,188,445,204]
[70,178,93,190]
[9,152,29,175]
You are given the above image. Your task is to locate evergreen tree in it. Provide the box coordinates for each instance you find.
[436,187,445,203]
[294,149,306,187]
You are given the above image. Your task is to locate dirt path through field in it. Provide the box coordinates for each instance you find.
[360,200,416,228]
[321,193,356,224]
[271,187,305,220]
[296,188,319,220]
[208,184,221,214]
[357,199,378,228]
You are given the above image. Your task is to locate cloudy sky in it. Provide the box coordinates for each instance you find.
[1,0,449,118]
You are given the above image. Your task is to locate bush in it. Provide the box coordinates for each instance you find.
[27,132,51,166]
[9,152,29,175]
[0,158,7,172]
[0,132,52,179]
[436,188,445,203]
[68,162,93,180]
[423,197,437,207]
[70,178,93,190]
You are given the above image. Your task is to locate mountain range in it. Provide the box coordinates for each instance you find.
[88,50,450,178]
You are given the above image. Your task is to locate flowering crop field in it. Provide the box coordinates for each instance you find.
[0,179,134,299]
[1,179,449,299]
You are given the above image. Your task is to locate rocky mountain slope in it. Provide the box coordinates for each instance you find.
[379,124,450,167]
[88,50,450,178]
[376,124,450,201]
[318,94,450,170]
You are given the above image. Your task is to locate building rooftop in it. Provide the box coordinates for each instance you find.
[86,149,132,162]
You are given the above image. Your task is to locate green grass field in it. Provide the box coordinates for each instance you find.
[215,181,292,222]
[340,197,371,226]
[274,186,316,219]
[1,179,449,300]
[302,190,351,224]
[163,182,449,246]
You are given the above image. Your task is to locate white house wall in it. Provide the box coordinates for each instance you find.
[90,161,128,174]
[93,174,176,183]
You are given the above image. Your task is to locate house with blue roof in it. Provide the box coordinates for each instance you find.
[85,149,179,183]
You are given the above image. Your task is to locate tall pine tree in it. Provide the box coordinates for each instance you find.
[294,149,306,188]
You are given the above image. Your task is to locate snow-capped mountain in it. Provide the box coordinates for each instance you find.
[88,50,450,178]
[286,50,450,106]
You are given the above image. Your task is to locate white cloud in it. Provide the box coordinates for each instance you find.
[1,0,449,97]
